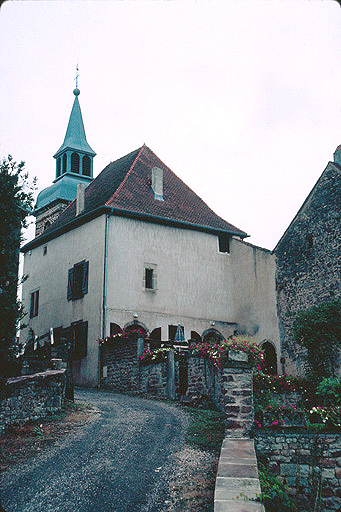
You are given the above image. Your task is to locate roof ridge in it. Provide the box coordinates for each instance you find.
[105,145,145,205]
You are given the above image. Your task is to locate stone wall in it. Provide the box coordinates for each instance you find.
[0,370,66,435]
[254,432,341,512]
[274,162,341,375]
[101,340,140,392]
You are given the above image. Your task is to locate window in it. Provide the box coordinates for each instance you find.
[218,234,230,253]
[30,290,39,318]
[82,155,91,176]
[67,260,89,300]
[143,264,157,291]
[71,153,80,174]
[145,268,153,289]
[43,246,47,255]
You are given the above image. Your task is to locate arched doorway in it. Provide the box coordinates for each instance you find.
[261,341,277,374]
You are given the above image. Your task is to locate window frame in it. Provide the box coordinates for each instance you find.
[143,263,157,292]
[30,289,39,318]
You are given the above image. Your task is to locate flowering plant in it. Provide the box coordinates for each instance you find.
[190,336,263,368]
[139,347,173,364]
[98,327,146,346]
[309,406,341,427]
[253,372,307,393]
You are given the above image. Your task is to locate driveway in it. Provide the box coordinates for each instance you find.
[1,388,189,512]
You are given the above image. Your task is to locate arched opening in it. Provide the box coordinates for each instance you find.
[82,155,91,176]
[62,153,67,174]
[190,331,202,344]
[261,341,278,374]
[123,322,148,341]
[110,323,122,336]
[149,327,162,349]
[202,328,224,344]
[71,153,80,174]
[56,157,61,177]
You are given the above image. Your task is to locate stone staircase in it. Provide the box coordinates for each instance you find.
[214,437,265,512]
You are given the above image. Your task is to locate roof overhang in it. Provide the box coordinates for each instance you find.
[21,206,248,253]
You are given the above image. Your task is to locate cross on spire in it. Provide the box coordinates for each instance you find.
[75,64,80,89]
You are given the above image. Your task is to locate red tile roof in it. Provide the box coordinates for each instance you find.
[44,145,248,237]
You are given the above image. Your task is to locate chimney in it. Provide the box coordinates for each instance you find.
[151,167,164,201]
[76,183,85,215]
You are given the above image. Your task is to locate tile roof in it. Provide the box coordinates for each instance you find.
[44,145,248,238]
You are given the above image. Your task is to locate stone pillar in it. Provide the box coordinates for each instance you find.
[137,336,144,361]
[222,366,254,437]
[166,349,175,400]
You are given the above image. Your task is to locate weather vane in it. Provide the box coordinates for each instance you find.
[75,64,80,89]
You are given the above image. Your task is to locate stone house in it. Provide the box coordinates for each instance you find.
[274,150,341,376]
[20,87,280,386]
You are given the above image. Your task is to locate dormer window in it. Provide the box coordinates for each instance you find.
[152,167,164,201]
[71,153,80,174]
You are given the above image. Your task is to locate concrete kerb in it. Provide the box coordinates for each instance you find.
[214,437,265,512]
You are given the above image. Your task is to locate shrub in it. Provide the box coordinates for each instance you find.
[292,300,341,382]
[315,376,341,407]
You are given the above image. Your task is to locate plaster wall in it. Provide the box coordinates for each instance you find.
[105,216,236,340]
[21,215,106,386]
[229,238,281,363]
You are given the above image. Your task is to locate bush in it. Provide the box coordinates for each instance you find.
[315,376,341,407]
[258,461,297,512]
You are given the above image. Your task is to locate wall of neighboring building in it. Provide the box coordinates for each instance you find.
[21,215,106,386]
[275,162,341,375]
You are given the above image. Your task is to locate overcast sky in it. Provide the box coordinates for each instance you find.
[1,0,340,250]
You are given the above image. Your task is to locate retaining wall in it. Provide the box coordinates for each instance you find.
[254,432,341,512]
[0,370,66,435]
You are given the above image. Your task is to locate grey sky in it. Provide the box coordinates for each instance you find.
[1,0,340,250]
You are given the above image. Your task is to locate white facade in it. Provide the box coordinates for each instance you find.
[21,212,280,386]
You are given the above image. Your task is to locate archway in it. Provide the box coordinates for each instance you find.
[261,341,278,374]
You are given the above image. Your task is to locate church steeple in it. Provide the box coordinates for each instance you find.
[53,87,96,180]
[34,83,96,237]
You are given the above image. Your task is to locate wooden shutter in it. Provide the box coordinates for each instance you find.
[81,261,89,295]
[67,268,74,300]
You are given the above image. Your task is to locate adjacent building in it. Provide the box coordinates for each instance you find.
[274,150,341,375]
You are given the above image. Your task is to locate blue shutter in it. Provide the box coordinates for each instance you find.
[67,268,74,300]
[81,261,89,295]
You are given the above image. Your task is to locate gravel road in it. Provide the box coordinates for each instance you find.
[1,388,190,512]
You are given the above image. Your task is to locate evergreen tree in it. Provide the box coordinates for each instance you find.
[0,156,36,377]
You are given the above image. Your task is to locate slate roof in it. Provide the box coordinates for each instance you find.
[23,145,247,251]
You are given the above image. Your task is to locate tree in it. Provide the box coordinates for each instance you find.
[292,300,341,383]
[0,156,36,378]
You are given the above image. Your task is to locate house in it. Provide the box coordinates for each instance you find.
[20,87,280,386]
[274,150,341,376]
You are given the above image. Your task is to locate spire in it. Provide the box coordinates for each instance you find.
[54,88,96,157]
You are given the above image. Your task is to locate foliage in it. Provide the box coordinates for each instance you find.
[292,300,341,382]
[315,376,341,407]
[190,336,264,368]
[258,461,297,512]
[185,407,226,453]
[0,156,36,373]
